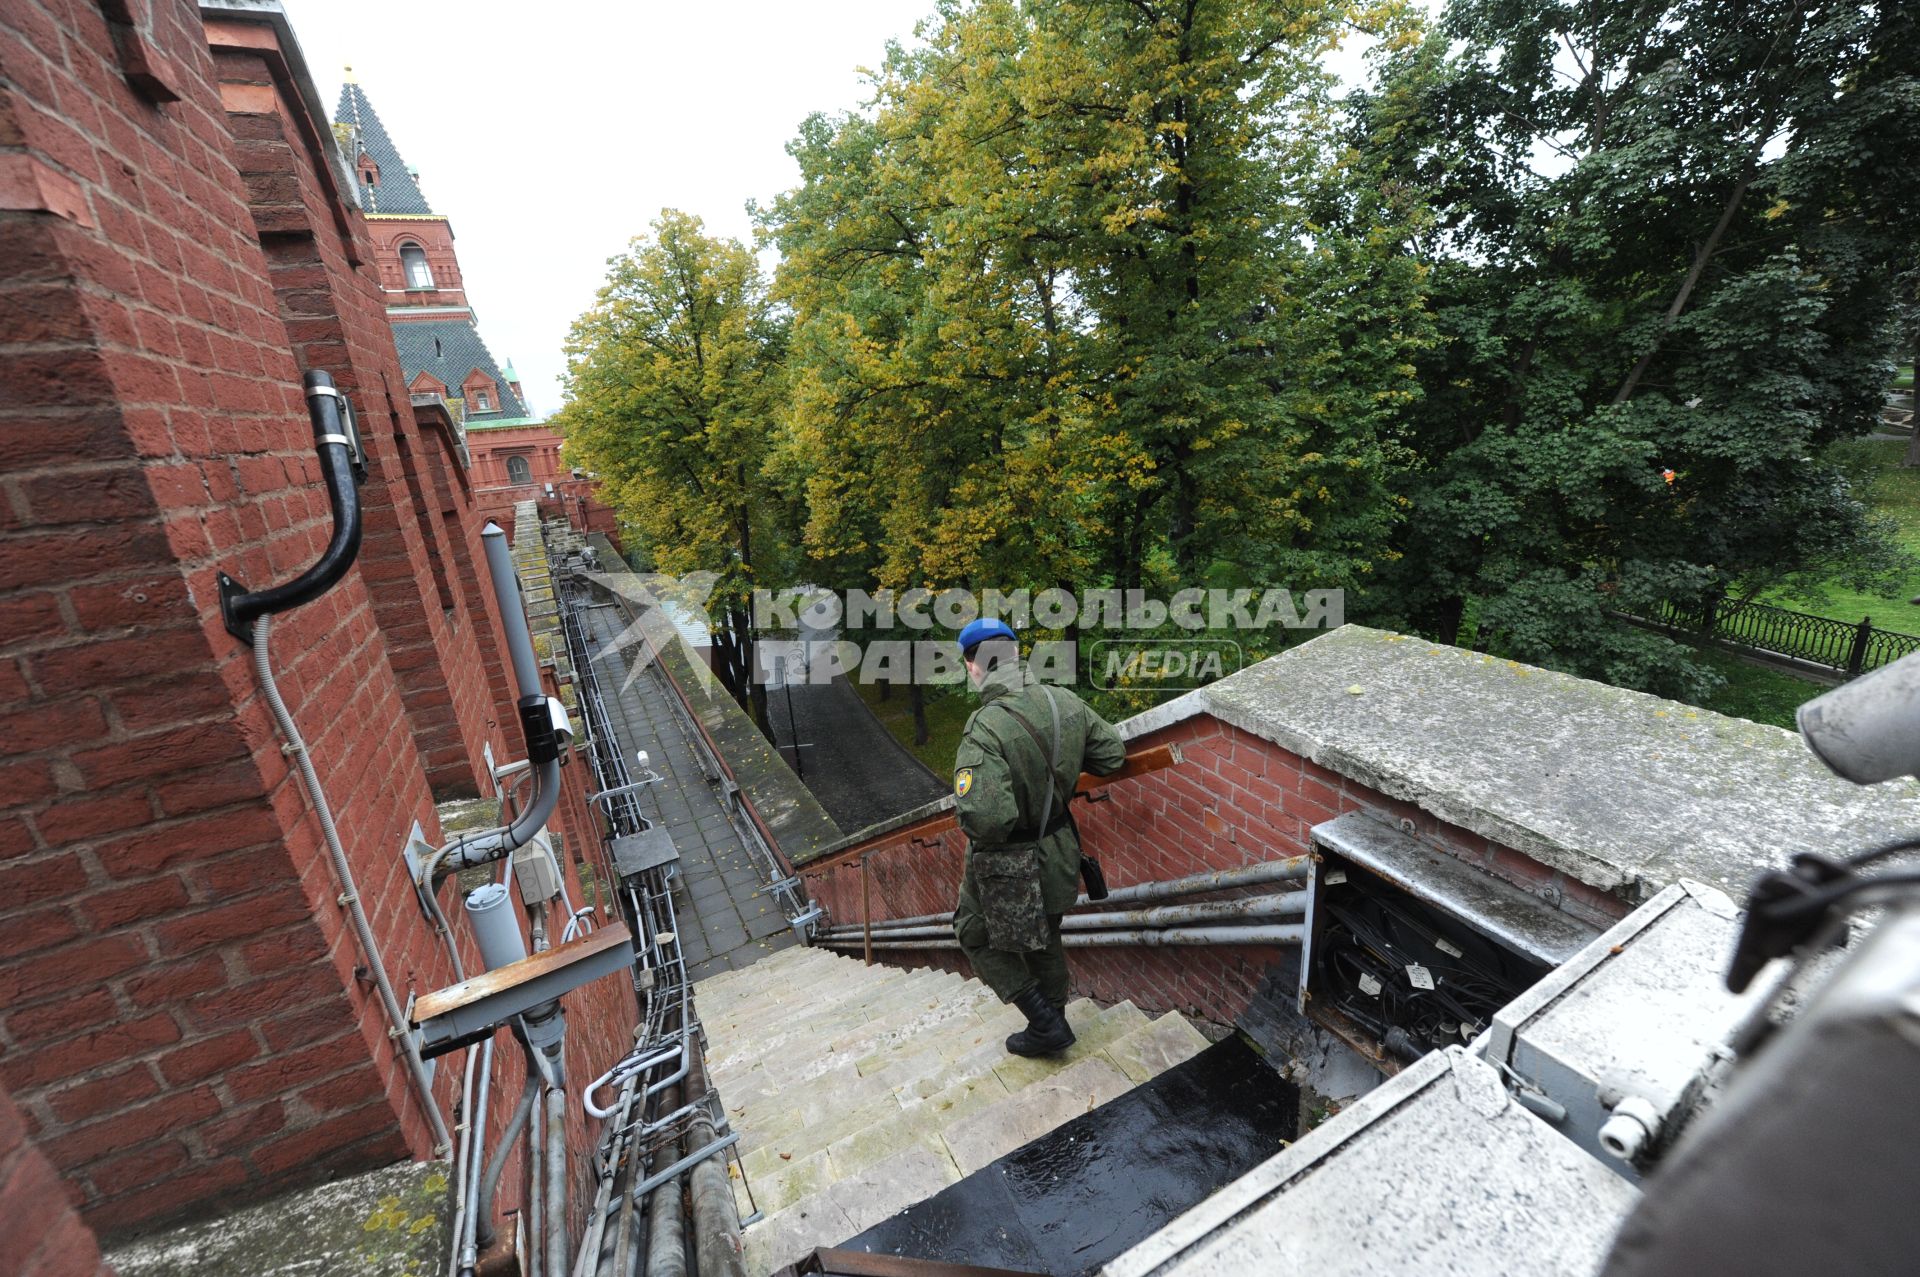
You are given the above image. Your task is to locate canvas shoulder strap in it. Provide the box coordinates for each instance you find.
[995,687,1069,836]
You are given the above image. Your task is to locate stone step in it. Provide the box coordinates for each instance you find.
[699,948,1218,1276]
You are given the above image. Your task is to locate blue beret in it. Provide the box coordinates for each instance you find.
[958,617,1017,655]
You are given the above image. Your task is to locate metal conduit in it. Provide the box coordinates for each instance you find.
[826,856,1317,935]
[822,890,1308,944]
[683,1039,747,1277]
[823,923,1306,951]
[643,1082,686,1277]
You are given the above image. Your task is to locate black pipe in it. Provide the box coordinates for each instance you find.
[219,370,363,641]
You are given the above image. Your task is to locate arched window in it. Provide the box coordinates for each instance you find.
[474,389,492,411]
[506,455,532,485]
[400,243,433,290]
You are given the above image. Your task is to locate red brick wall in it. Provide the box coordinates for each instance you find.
[0,0,642,1250]
[803,713,1630,1027]
[206,25,507,802]
[0,1082,113,1277]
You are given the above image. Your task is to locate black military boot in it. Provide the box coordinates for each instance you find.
[1006,986,1076,1057]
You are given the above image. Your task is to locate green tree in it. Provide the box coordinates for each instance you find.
[556,210,796,728]
[1361,0,1920,694]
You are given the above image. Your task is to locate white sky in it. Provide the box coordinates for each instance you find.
[281,0,923,418]
[279,2,1388,420]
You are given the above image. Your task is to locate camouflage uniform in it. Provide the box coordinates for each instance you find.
[951,671,1126,1003]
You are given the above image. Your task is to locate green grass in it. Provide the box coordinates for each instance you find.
[1682,646,1824,731]
[1760,439,1920,636]
[852,680,973,779]
[1895,364,1914,391]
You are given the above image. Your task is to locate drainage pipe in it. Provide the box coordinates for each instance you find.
[683,1040,746,1277]
[643,1082,686,1277]
[823,923,1305,951]
[440,524,564,873]
[535,1045,570,1277]
[253,615,451,1154]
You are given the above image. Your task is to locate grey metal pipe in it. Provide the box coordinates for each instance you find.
[254,617,452,1155]
[824,923,1305,951]
[684,1041,746,1277]
[825,891,1307,943]
[458,1036,496,1276]
[643,1084,686,1277]
[827,857,1317,935]
[477,1069,539,1250]
[574,1073,637,1277]
[442,527,564,872]
[543,1050,570,1277]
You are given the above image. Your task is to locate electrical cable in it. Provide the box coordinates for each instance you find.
[253,615,451,1154]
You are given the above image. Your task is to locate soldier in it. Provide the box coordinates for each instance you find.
[950,618,1127,1056]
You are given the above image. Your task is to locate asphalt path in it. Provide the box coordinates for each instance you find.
[762,629,949,834]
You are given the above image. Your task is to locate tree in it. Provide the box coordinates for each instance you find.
[556,210,796,729]
[1360,0,1920,694]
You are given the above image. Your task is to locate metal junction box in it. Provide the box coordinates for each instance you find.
[1301,812,1602,1070]
[1484,879,1765,1180]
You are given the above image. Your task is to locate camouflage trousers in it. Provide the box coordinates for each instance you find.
[955,849,1069,1005]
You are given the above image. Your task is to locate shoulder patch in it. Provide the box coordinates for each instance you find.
[954,768,973,798]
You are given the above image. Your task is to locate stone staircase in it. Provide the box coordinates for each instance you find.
[697,946,1213,1275]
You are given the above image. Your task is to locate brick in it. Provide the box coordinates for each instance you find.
[19,469,156,526]
[0,697,109,754]
[0,908,80,961]
[93,805,282,878]
[226,1029,376,1102]
[70,721,248,788]
[199,1099,285,1158]
[0,932,149,1010]
[45,1064,160,1125]
[66,574,194,632]
[121,955,226,1009]
[156,1029,259,1086]
[0,593,65,649]
[151,759,265,818]
[0,854,90,908]
[32,788,152,844]
[77,875,191,930]
[183,965,339,1030]
[81,1157,249,1236]
[85,1139,189,1199]
[4,988,117,1044]
[0,816,40,861]
[247,1102,397,1180]
[150,888,309,955]
[1,1013,181,1093]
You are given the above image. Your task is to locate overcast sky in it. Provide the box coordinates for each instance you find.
[280,2,1383,421]
[280,0,924,418]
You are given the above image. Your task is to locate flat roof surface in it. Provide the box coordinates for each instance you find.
[1123,625,1920,902]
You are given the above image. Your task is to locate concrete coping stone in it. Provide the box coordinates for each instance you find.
[1133,625,1920,903]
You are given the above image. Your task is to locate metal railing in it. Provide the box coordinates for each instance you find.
[1638,597,1920,679]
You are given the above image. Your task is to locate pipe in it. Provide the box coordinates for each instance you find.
[440,524,564,872]
[220,370,363,639]
[528,1072,544,1277]
[684,1040,746,1277]
[447,1046,479,1277]
[253,615,451,1154]
[543,1049,570,1277]
[829,857,1317,933]
[643,1083,686,1277]
[573,1073,637,1277]
[458,1036,495,1276]
[823,923,1305,951]
[476,1070,539,1250]
[825,890,1307,942]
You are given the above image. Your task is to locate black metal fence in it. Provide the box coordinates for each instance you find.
[1645,597,1920,678]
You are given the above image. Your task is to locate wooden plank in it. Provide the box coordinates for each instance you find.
[413,923,632,1024]
[798,743,1183,877]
